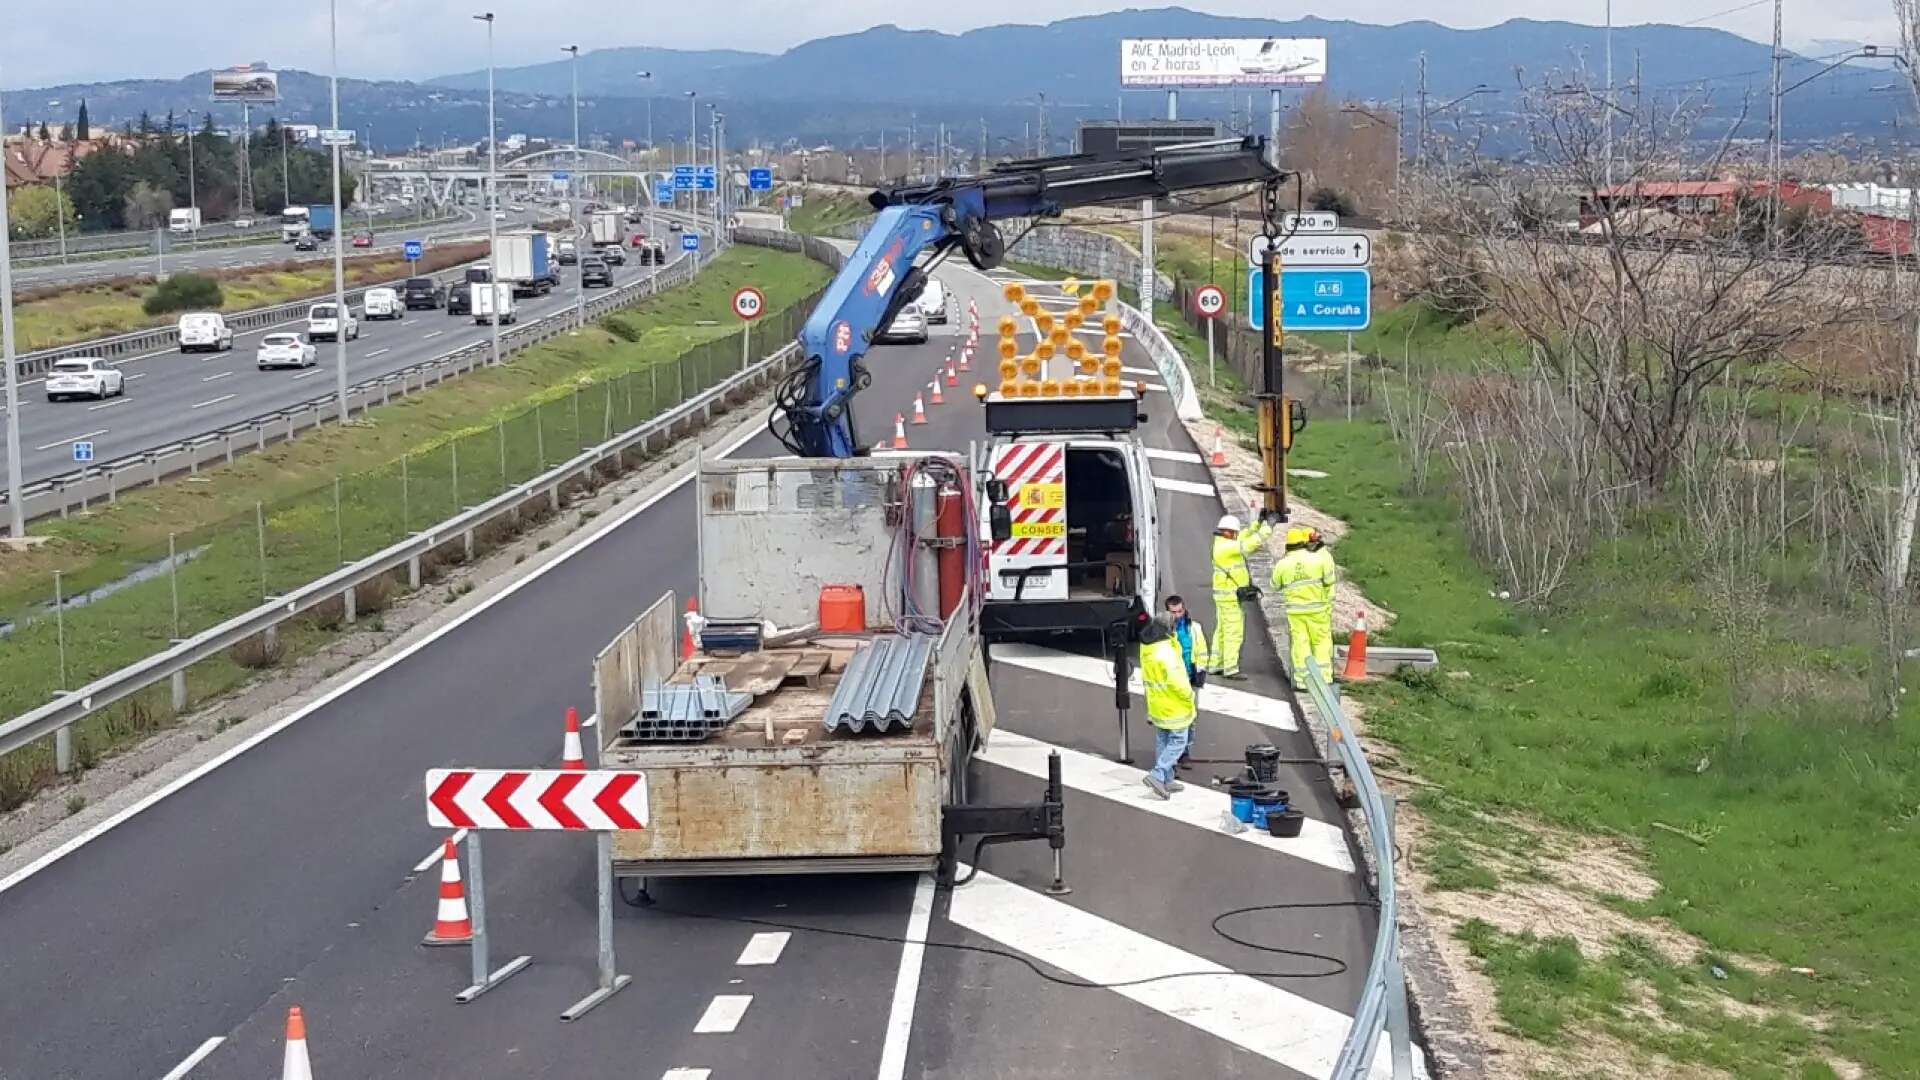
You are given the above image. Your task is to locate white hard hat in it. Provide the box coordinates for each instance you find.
[1217,514,1241,532]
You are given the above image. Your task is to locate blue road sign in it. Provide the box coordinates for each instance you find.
[1248,267,1372,332]
[673,174,694,191]
[551,170,570,181]
[403,239,424,261]
[655,182,674,204]
[673,165,695,178]
[72,441,94,463]
[695,172,717,191]
[748,167,773,191]
[681,232,700,252]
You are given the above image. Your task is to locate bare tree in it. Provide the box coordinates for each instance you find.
[122,180,174,231]
[1407,74,1875,493]
[1283,88,1399,220]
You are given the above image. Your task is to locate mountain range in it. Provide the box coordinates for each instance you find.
[7,8,1908,152]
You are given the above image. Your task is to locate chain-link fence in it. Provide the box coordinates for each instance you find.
[0,285,822,806]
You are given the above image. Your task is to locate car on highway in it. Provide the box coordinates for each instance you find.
[363,287,403,320]
[597,243,626,266]
[293,232,319,252]
[580,257,613,288]
[306,302,361,342]
[917,278,949,324]
[446,283,472,316]
[493,210,507,221]
[233,217,254,229]
[403,276,445,310]
[256,332,318,370]
[638,240,667,266]
[668,221,683,232]
[629,232,649,248]
[508,203,526,213]
[877,302,929,344]
[556,240,578,265]
[177,312,234,353]
[351,232,374,248]
[45,357,125,402]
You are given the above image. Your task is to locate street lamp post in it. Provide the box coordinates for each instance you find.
[564,45,583,332]
[281,121,291,211]
[686,91,699,236]
[0,77,25,537]
[185,111,198,246]
[636,73,655,240]
[328,0,351,423]
[477,13,501,370]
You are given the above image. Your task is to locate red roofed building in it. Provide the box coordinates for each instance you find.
[1579,179,1832,226]
[3,137,106,189]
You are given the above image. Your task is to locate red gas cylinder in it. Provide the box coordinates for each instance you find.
[935,488,965,619]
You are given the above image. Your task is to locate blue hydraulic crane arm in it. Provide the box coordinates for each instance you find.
[771,136,1286,458]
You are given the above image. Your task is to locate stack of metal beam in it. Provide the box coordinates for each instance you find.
[622,674,754,742]
[824,634,936,734]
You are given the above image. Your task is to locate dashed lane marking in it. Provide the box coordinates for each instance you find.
[292,368,326,380]
[947,868,1427,1079]
[978,731,1353,873]
[990,644,1297,733]
[35,428,108,452]
[158,1036,225,1079]
[365,348,390,359]
[1144,448,1203,465]
[411,828,468,874]
[662,1070,712,1080]
[735,931,790,966]
[1153,475,1216,498]
[693,994,752,1034]
[85,398,131,413]
[422,330,445,340]
[191,394,237,409]
[201,370,233,382]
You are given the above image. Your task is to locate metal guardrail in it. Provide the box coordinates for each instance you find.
[11,209,463,262]
[1302,657,1417,1080]
[3,244,686,528]
[1115,299,1203,422]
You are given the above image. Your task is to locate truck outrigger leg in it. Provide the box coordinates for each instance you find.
[939,749,1069,895]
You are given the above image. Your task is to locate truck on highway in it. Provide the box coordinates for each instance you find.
[281,206,310,242]
[168,207,201,234]
[594,454,1042,883]
[495,230,554,298]
[590,209,622,247]
[306,205,337,241]
[471,282,516,325]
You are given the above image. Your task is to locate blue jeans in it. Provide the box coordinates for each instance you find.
[1150,725,1192,784]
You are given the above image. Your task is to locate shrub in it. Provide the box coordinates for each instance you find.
[1307,186,1356,218]
[229,632,285,669]
[143,273,224,316]
[354,574,397,614]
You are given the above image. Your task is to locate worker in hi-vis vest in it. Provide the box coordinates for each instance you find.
[1209,514,1274,680]
[1137,614,1196,800]
[1271,527,1337,689]
[1165,594,1208,768]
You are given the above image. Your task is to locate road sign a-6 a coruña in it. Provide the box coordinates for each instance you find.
[1194,283,1226,319]
[1247,267,1372,332]
[732,286,765,321]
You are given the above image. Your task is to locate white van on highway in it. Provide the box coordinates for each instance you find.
[362,287,403,321]
[177,312,234,353]
[306,302,361,343]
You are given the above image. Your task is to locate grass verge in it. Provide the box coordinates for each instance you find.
[0,245,831,807]
[782,187,871,236]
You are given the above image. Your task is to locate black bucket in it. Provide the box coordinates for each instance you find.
[1266,809,1306,838]
[1245,744,1282,783]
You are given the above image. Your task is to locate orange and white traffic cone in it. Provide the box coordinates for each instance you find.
[280,1007,313,1080]
[1210,426,1228,467]
[945,363,958,388]
[892,414,909,449]
[1342,611,1370,682]
[958,348,971,372]
[911,394,928,424]
[681,597,700,660]
[929,379,945,406]
[561,706,586,770]
[423,839,473,947]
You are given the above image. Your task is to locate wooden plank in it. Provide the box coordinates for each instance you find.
[725,652,802,696]
[785,652,830,689]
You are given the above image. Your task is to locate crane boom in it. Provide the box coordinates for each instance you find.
[770,137,1285,457]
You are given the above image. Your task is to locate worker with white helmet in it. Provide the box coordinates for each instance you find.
[1271,526,1337,688]
[1208,512,1274,680]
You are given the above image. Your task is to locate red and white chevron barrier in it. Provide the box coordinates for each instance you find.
[425,769,648,831]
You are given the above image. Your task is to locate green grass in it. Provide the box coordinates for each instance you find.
[782,188,871,236]
[0,245,831,806]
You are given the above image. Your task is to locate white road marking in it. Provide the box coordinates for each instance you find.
[947,868,1425,1079]
[981,731,1350,871]
[292,368,326,380]
[35,428,108,452]
[158,1036,226,1079]
[876,872,935,1080]
[1077,327,1133,339]
[693,994,752,1034]
[990,644,1297,733]
[735,931,790,966]
[191,394,237,409]
[1153,475,1215,497]
[201,370,233,382]
[86,399,131,413]
[365,348,390,359]
[1144,447,1203,465]
[1123,365,1160,377]
[411,828,468,874]
[421,330,445,340]
[0,399,771,896]
[126,372,148,380]
[662,1070,712,1080]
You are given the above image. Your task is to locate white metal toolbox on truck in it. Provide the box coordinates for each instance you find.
[593,453,1063,884]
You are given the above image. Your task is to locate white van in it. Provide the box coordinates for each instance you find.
[177,312,233,353]
[362,287,403,320]
[306,302,360,343]
[974,389,1164,644]
[471,282,517,326]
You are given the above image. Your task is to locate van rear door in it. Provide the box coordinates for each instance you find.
[983,440,1068,601]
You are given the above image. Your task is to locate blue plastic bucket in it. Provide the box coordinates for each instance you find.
[1250,790,1288,829]
[1229,783,1263,823]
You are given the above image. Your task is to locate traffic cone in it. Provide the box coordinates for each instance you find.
[892,414,909,449]
[681,597,700,660]
[561,706,586,770]
[423,839,473,946]
[280,1007,313,1080]
[929,379,945,406]
[945,363,958,388]
[1210,426,1228,467]
[1342,611,1370,682]
[911,394,928,424]
[958,348,971,372]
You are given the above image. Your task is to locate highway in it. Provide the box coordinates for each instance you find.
[8,206,503,289]
[0,255,1403,1079]
[0,222,693,491]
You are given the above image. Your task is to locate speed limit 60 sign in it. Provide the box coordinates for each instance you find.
[732,286,765,321]
[1194,284,1226,319]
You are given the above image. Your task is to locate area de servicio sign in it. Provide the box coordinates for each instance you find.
[1120,37,1328,88]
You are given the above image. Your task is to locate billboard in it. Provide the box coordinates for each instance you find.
[211,69,280,103]
[1120,38,1327,88]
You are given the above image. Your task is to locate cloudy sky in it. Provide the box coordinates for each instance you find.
[1,0,1902,88]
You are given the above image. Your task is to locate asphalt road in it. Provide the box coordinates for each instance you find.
[0,225,697,490]
[0,253,1403,1079]
[8,206,503,290]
